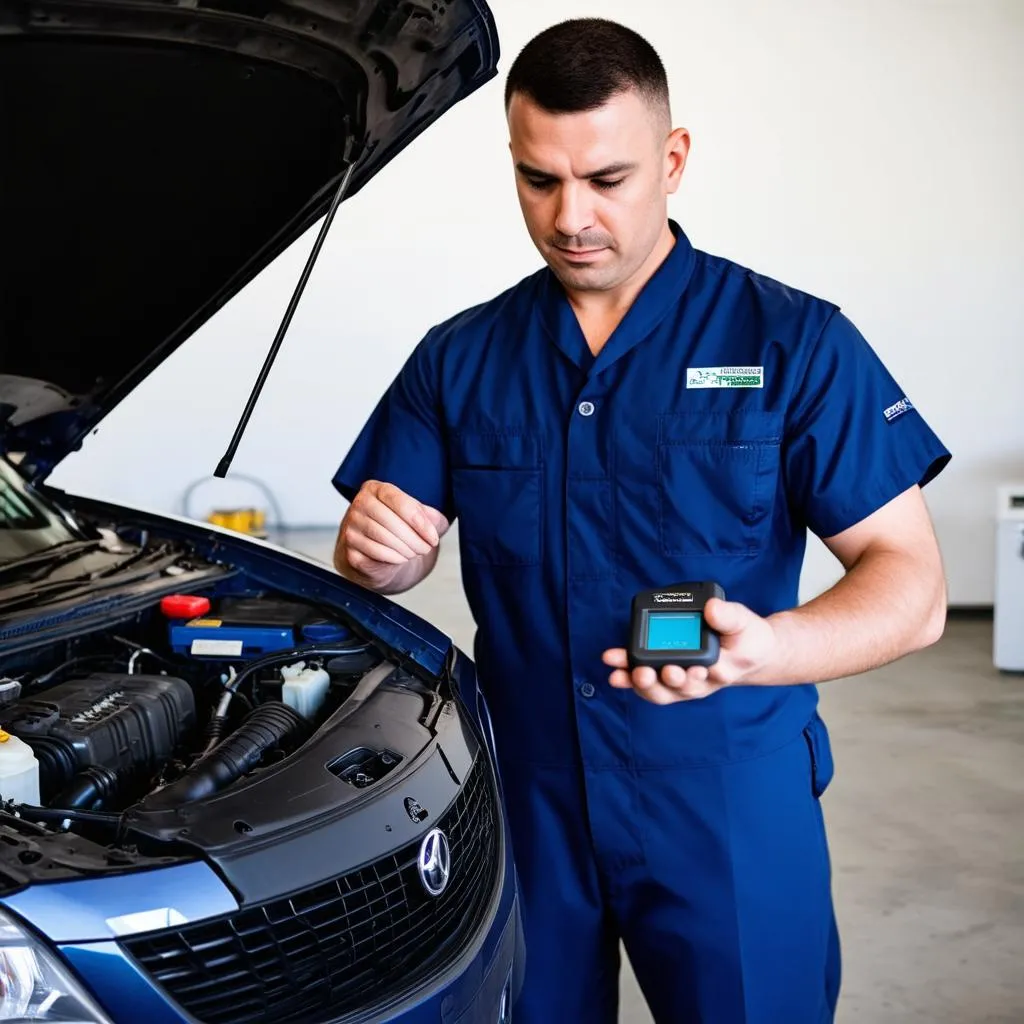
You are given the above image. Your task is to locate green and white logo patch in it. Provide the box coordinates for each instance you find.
[686,366,764,389]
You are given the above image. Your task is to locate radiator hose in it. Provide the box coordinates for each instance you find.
[143,702,310,809]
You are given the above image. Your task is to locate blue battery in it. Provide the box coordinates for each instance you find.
[169,618,296,658]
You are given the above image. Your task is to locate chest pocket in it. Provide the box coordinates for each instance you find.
[657,410,783,558]
[450,431,543,566]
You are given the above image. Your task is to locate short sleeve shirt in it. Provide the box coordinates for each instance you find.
[333,222,950,769]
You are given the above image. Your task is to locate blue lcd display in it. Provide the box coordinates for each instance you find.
[645,611,701,651]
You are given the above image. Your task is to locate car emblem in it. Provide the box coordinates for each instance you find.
[417,828,451,897]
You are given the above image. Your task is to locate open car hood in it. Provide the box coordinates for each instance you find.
[0,0,498,478]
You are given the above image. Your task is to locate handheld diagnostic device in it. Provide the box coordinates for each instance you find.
[628,581,725,670]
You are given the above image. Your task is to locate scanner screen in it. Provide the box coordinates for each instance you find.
[646,611,701,651]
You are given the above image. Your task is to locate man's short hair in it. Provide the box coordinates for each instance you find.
[504,18,670,122]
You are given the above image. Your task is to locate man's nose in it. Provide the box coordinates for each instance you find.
[553,184,594,240]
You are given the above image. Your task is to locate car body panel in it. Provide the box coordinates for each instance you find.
[0,861,239,943]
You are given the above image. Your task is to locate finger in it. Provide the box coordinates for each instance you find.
[602,649,629,668]
[607,664,700,705]
[423,506,451,538]
[344,530,409,566]
[659,664,687,688]
[608,669,684,704]
[677,678,719,700]
[656,668,717,701]
[378,487,441,547]
[631,666,659,690]
[703,598,752,636]
[363,495,436,555]
[630,678,685,705]
[684,666,710,687]
[355,502,433,558]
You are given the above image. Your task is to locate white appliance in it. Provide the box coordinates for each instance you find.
[993,483,1024,671]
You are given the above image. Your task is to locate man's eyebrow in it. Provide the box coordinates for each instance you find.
[514,160,637,180]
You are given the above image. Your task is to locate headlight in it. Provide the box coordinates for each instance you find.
[0,909,111,1023]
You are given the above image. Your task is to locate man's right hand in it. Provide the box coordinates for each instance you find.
[333,480,449,594]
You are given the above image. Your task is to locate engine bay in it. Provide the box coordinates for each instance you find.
[0,571,444,884]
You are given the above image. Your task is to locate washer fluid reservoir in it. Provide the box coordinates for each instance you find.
[0,728,40,805]
[281,662,331,719]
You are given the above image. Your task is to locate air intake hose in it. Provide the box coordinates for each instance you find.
[144,702,309,809]
[27,736,79,801]
[55,765,120,810]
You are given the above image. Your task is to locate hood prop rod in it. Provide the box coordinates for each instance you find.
[214,160,356,479]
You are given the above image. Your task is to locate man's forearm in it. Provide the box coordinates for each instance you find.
[751,546,947,686]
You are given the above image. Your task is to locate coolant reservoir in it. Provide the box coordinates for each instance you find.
[281,662,331,719]
[0,728,40,805]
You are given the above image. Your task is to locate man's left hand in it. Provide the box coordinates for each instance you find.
[601,598,781,704]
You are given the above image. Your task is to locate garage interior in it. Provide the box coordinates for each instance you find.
[27,0,1020,1021]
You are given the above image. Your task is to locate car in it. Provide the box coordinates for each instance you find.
[0,2,524,1023]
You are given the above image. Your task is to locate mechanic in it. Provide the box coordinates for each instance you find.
[331,18,950,1024]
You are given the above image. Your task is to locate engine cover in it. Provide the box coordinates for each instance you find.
[1,673,195,798]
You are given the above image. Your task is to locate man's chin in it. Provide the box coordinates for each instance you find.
[549,262,617,293]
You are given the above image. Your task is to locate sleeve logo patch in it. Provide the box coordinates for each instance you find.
[686,366,764,389]
[883,397,914,423]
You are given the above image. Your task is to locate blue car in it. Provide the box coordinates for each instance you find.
[0,2,523,1022]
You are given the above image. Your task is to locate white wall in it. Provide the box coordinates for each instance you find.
[50,0,1024,606]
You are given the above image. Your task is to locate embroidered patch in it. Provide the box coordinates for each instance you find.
[686,366,764,389]
[883,397,914,423]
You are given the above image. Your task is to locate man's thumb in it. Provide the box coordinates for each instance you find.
[704,598,751,636]
[424,506,451,539]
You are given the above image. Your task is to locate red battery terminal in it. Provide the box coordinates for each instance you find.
[160,594,212,619]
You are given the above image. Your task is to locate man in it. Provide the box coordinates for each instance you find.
[332,17,949,1024]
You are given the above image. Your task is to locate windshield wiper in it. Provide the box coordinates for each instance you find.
[0,549,181,615]
[0,539,105,582]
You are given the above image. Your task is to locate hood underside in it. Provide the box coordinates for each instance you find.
[0,0,498,474]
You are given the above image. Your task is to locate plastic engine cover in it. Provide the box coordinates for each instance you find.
[1,674,195,794]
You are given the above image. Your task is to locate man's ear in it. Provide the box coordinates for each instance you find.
[665,127,690,194]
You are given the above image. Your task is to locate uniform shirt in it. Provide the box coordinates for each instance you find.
[333,221,950,771]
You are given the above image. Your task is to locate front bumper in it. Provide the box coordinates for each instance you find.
[1,689,524,1023]
[54,880,521,1024]
[2,796,521,1024]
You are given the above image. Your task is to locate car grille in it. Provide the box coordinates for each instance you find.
[121,756,497,1024]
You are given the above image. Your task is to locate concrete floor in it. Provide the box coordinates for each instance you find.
[282,527,1024,1023]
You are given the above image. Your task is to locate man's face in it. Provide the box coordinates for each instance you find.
[507,88,688,294]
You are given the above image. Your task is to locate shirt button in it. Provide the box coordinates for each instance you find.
[579,682,596,698]
[578,401,595,417]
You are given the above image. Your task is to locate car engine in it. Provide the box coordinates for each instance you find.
[0,587,392,828]
[1,672,197,808]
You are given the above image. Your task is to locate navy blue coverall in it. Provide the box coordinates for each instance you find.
[333,222,950,1023]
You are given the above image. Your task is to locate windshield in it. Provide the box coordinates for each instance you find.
[0,460,78,561]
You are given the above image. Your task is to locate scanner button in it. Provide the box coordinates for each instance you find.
[578,401,595,417]
[579,682,596,698]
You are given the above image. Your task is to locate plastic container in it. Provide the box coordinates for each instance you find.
[280,662,331,719]
[301,621,353,644]
[0,729,40,805]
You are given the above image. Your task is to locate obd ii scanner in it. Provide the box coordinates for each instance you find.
[628,581,725,670]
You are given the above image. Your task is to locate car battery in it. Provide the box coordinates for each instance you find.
[167,596,350,659]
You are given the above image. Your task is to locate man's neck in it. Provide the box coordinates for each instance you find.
[566,222,676,356]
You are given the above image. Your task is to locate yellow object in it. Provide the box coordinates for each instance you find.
[207,507,267,538]
[187,618,222,628]
[0,731,40,804]
[0,729,8,743]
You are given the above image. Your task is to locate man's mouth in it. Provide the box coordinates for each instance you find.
[555,246,606,260]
